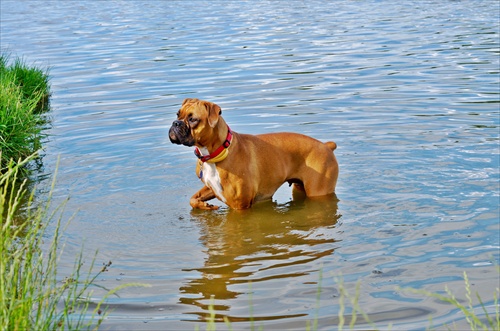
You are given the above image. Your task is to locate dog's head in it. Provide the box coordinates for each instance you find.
[169,98,222,147]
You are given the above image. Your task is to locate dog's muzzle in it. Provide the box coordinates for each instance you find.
[169,120,195,146]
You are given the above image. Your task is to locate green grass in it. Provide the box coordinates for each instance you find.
[0,53,50,171]
[1,156,99,330]
[1,156,148,330]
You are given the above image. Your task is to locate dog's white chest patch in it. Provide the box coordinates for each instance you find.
[199,148,226,203]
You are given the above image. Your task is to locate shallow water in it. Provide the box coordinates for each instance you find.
[1,0,499,329]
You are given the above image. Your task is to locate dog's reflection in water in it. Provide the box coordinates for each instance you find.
[179,194,341,321]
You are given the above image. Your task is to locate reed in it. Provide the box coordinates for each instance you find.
[0,53,50,171]
[0,156,147,330]
[199,269,499,331]
[404,270,500,331]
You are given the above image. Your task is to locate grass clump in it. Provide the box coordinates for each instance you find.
[0,53,50,171]
[0,156,147,330]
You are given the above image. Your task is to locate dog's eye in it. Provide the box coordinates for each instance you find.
[188,117,199,126]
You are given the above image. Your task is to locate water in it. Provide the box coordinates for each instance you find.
[1,0,499,329]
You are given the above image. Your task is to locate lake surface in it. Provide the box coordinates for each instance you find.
[1,0,499,329]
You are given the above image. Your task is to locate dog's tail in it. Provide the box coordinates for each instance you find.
[325,141,337,151]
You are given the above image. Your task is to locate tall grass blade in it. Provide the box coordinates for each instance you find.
[1,156,148,330]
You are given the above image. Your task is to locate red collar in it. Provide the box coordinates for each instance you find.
[194,126,233,163]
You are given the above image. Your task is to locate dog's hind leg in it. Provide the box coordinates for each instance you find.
[302,164,338,197]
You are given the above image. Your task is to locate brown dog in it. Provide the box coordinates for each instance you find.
[169,98,339,210]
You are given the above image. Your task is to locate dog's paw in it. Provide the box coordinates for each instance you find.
[204,203,219,210]
[190,198,219,210]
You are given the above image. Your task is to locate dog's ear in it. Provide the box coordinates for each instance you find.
[182,98,199,106]
[204,101,222,128]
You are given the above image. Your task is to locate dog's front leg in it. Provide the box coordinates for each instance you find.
[190,185,219,210]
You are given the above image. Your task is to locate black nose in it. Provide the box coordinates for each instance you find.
[173,120,183,127]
